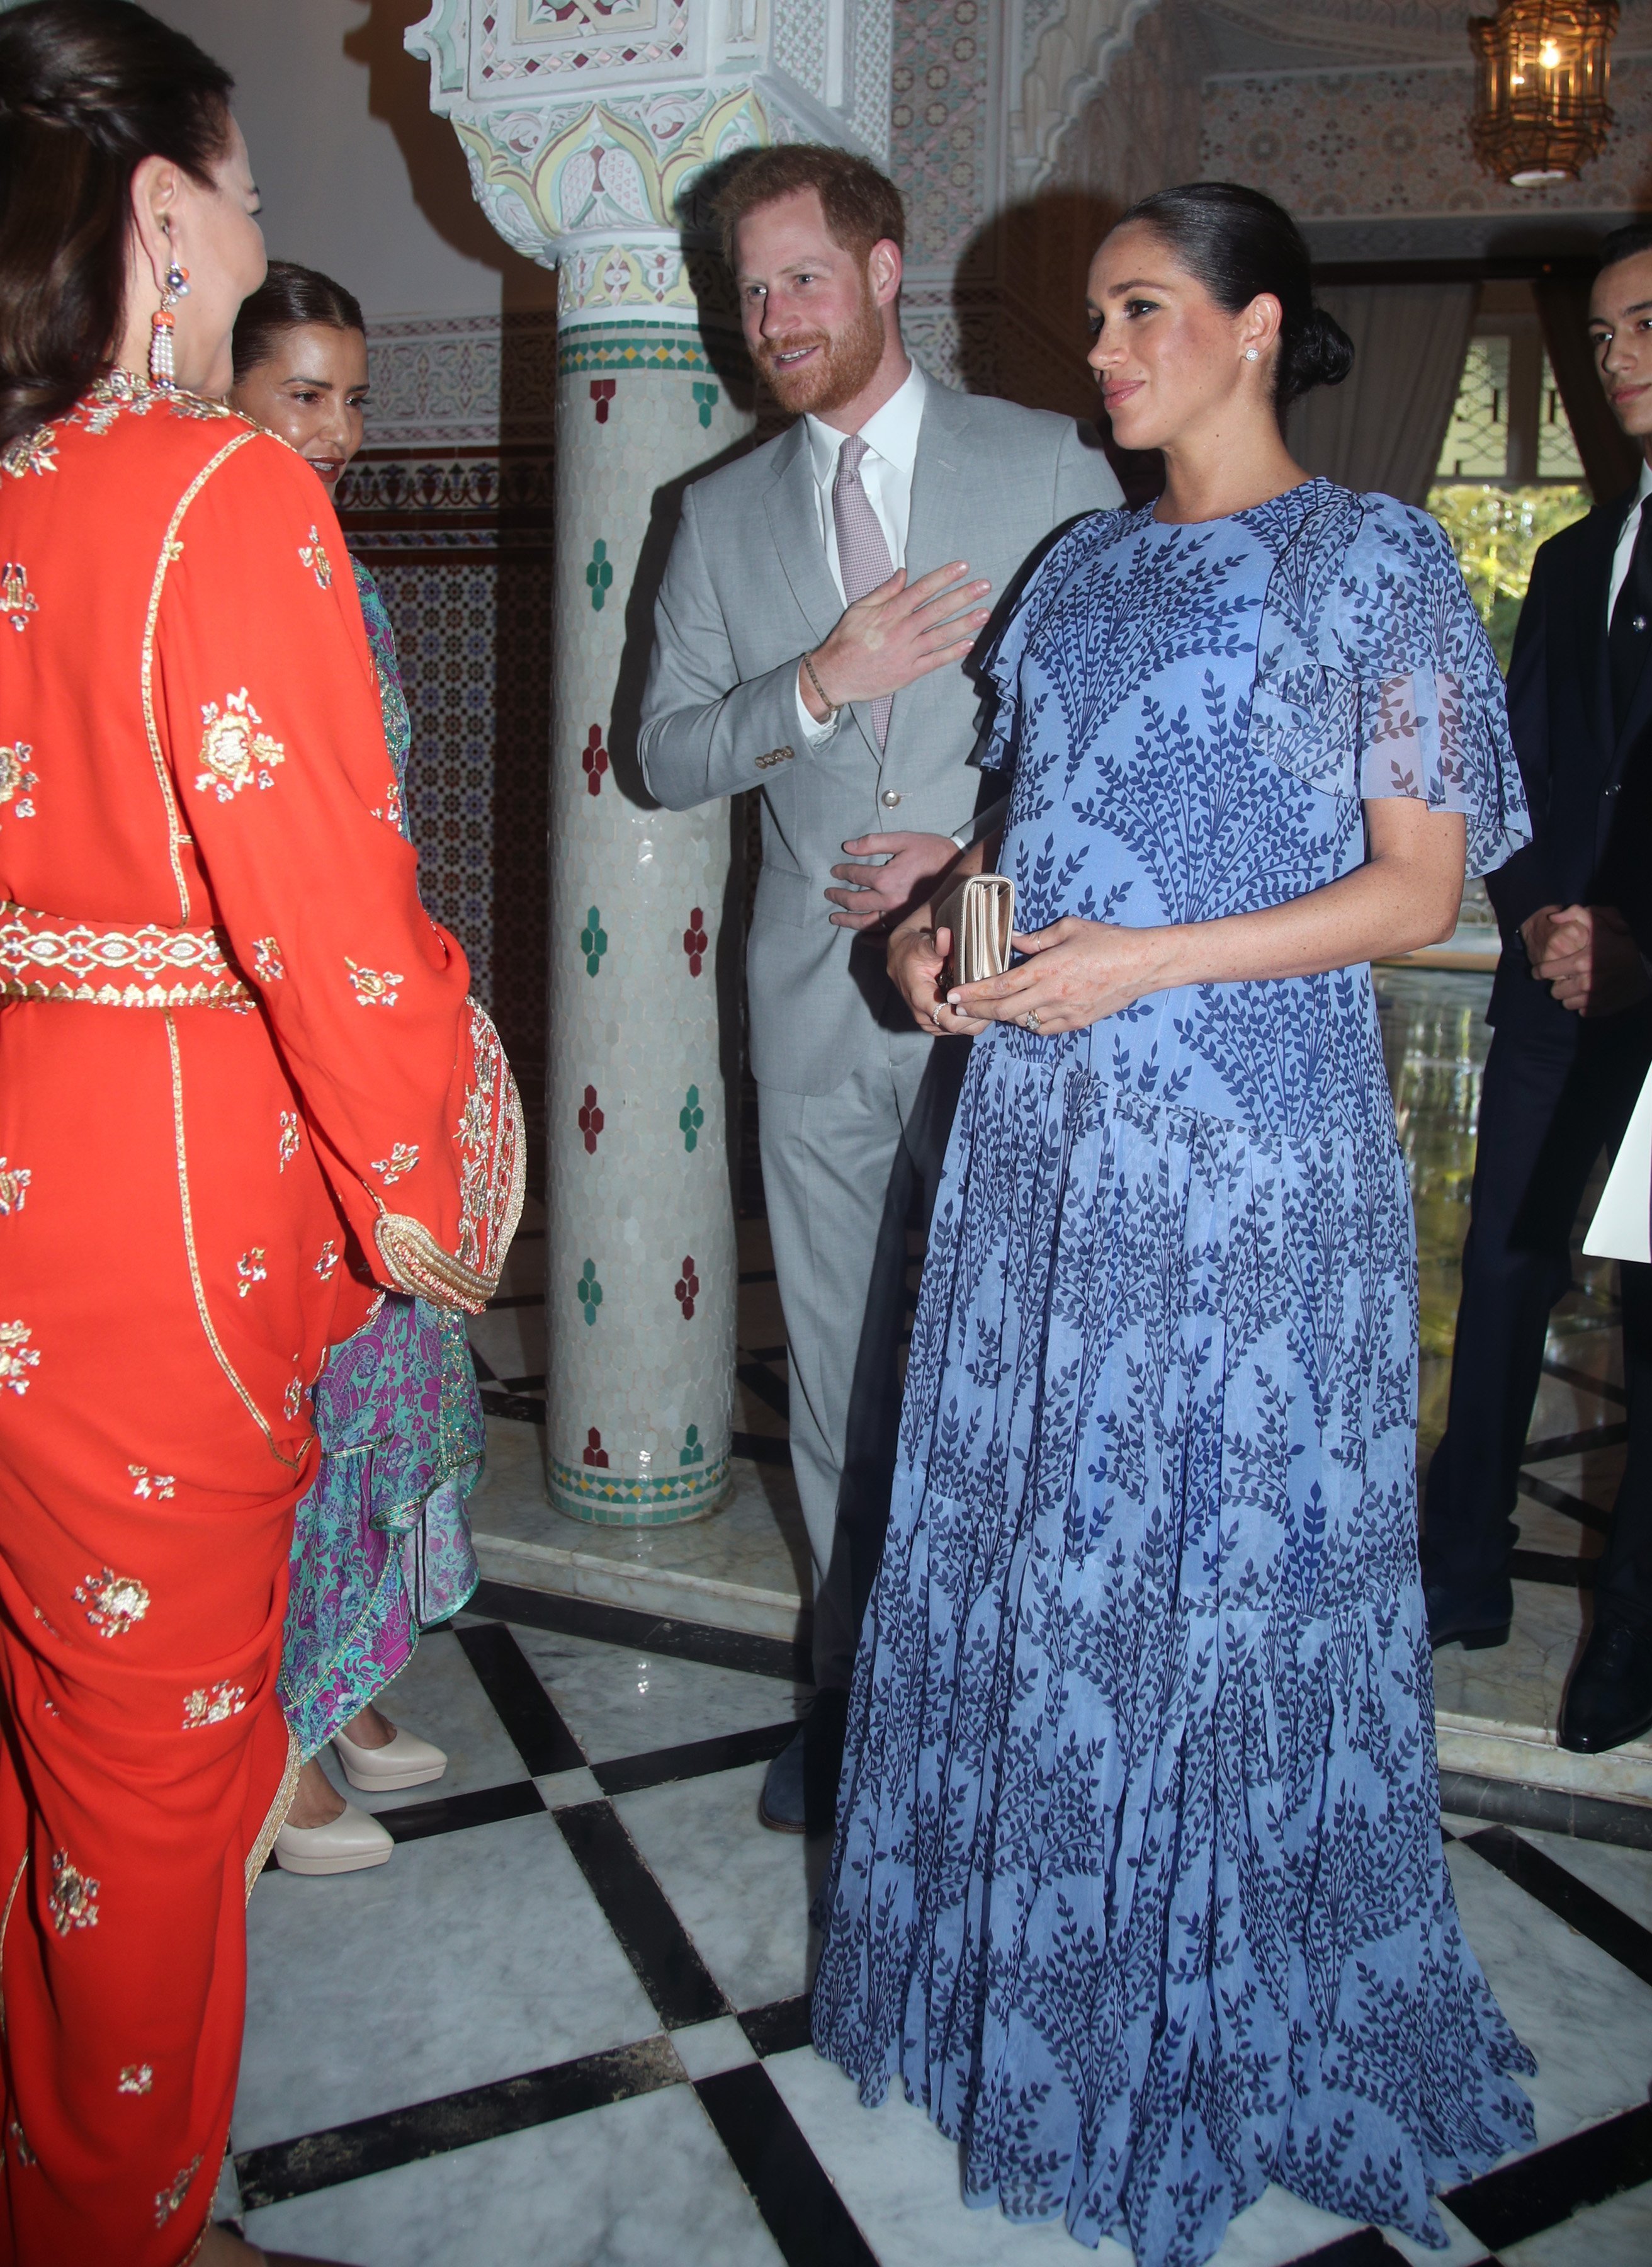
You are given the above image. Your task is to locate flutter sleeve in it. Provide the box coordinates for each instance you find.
[154,429,523,1312]
[1248,488,1531,878]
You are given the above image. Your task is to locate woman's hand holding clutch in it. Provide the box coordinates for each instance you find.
[949,917,1180,1034]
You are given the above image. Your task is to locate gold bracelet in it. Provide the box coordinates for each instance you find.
[801,651,841,721]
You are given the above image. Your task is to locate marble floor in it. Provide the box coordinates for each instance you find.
[219,964,1652,2261]
[225,1581,1652,2264]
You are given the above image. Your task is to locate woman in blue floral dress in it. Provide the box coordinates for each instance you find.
[230,266,485,1872]
[813,185,1537,2265]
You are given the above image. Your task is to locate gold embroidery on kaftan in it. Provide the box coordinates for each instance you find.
[75,1567,151,1637]
[315,1240,340,1281]
[346,957,404,1008]
[298,526,332,589]
[182,1681,246,1729]
[236,1249,268,1297]
[143,430,261,922]
[7,2122,35,2168]
[0,1158,28,1214]
[376,1003,526,1314]
[1,562,37,632]
[252,935,285,982]
[195,689,285,802]
[283,1375,305,1423]
[0,742,38,826]
[371,1142,419,1185]
[164,1015,298,1467]
[128,1465,176,1499]
[47,1851,98,1936]
[0,1321,38,1395]
[0,426,55,479]
[118,2064,154,2096]
[278,1110,301,1171]
[154,2156,201,2228]
[0,900,255,1009]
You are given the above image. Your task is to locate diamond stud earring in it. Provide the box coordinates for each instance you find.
[1244,348,1259,362]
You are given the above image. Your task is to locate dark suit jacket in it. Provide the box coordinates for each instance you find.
[1486,488,1652,1041]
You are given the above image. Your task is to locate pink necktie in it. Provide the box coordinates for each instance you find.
[833,432,894,747]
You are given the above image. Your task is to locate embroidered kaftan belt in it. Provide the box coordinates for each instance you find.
[0,901,255,1009]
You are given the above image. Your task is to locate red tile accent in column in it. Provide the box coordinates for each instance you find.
[674,1256,699,1321]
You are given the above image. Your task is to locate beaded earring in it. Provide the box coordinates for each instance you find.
[149,247,190,389]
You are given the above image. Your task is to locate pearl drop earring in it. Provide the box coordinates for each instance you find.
[148,236,190,390]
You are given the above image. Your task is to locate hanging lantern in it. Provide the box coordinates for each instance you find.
[1469,1,1618,185]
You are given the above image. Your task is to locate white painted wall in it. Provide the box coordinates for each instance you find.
[146,0,555,320]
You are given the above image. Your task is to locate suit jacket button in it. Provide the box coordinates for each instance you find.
[881,788,902,808]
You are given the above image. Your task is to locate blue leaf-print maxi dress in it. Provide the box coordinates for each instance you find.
[812,483,1537,2267]
[276,558,485,1757]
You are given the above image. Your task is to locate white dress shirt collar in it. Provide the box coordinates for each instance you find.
[1607,455,1652,625]
[804,360,927,490]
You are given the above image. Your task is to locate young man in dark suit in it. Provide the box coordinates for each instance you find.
[1423,222,1652,1754]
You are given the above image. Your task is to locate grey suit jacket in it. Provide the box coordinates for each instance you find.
[638,378,1123,1095]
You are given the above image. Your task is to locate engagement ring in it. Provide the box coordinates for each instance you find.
[1024,1009,1041,1031]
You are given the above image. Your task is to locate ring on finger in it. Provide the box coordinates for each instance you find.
[1023,1008,1041,1031]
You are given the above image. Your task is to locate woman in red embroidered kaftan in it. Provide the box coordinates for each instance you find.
[0,28,521,2254]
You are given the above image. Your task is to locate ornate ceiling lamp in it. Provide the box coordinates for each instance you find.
[1469,1,1619,185]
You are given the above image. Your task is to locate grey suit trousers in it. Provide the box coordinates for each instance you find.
[759,1039,968,1688]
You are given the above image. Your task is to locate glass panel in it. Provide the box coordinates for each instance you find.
[1436,335,1512,479]
[1537,350,1585,479]
[1427,482,1589,670]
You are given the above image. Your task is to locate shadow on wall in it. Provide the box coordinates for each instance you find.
[952,189,1163,508]
[342,0,555,307]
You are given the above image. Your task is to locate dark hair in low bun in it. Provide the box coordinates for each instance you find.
[1115,179,1353,415]
[0,0,233,446]
[232,261,365,384]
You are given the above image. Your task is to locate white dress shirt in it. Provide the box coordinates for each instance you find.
[794,362,927,745]
[1608,457,1652,625]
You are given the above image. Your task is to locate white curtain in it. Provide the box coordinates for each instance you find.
[1286,284,1477,506]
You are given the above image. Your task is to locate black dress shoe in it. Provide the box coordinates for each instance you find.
[1423,1580,1511,1652]
[1558,1620,1652,1754]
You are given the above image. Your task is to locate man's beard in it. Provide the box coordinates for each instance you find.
[756,286,886,416]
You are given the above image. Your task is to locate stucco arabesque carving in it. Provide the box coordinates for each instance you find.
[1009,0,1162,194]
[406,1,891,318]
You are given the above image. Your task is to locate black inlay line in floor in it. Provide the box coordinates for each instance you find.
[1508,1547,1593,1588]
[1281,2231,1414,2266]
[1517,1472,1611,1532]
[1522,1422,1631,1463]
[485,1292,545,1310]
[495,1372,546,1394]
[378,1778,546,1844]
[555,1800,728,2030]
[511,1226,546,1239]
[739,1267,778,1284]
[732,1428,793,1468]
[1542,1356,1629,1407]
[1461,1823,1652,1987]
[696,2062,879,2267]
[1442,2098,1652,2251]
[470,1348,497,1382]
[234,2035,682,2210]
[455,1620,587,1776]
[744,1343,788,1361]
[738,1994,813,2059]
[476,1390,546,1426]
[737,1360,791,1421]
[593,1719,800,1798]
[473,1579,812,1686]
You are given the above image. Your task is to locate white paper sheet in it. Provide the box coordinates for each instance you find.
[1583,1058,1652,1264]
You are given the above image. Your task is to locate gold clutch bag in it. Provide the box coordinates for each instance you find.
[931,872,1014,989]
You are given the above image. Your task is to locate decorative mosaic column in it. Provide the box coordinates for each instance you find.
[408,0,891,1523]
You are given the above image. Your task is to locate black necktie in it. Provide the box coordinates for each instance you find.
[1609,494,1652,737]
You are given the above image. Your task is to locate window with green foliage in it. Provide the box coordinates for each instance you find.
[1427,314,1589,672]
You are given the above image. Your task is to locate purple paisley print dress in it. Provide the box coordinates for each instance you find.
[277,557,484,1758]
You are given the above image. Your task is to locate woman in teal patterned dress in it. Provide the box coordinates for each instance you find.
[815,187,1536,2264]
[230,264,485,1873]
